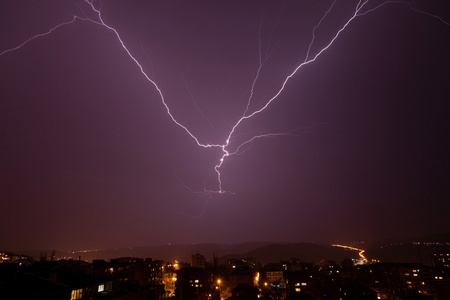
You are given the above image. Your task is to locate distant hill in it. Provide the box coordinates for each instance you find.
[364,233,450,266]
[366,233,450,248]
[365,243,450,266]
[15,242,273,263]
[407,233,450,243]
[12,233,450,265]
[14,242,358,264]
[219,243,359,265]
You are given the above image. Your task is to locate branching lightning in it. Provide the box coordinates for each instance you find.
[1,0,448,197]
[0,16,80,56]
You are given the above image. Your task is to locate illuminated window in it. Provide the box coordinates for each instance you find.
[301,282,307,286]
[98,284,104,292]
[71,289,82,300]
[295,288,301,292]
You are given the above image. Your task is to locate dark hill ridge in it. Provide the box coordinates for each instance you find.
[219,243,359,265]
[14,242,358,264]
[407,233,450,243]
[365,233,450,249]
[365,244,450,266]
[363,233,450,266]
[12,233,450,264]
[14,242,273,263]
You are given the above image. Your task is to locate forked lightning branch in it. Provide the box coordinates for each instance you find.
[1,0,448,194]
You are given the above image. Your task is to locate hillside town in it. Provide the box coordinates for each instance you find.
[1,249,449,299]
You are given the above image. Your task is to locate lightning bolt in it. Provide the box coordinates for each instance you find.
[0,16,80,56]
[1,0,448,197]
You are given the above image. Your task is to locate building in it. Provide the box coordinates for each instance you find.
[191,253,206,269]
[266,271,284,284]
[432,252,450,269]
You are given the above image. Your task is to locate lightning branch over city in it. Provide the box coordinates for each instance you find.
[1,0,448,198]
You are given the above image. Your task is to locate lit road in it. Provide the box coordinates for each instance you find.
[332,244,366,260]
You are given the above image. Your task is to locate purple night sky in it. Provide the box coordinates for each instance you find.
[1,1,449,251]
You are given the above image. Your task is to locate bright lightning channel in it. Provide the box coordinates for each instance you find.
[1,0,448,195]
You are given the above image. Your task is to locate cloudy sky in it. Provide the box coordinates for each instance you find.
[1,0,449,251]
